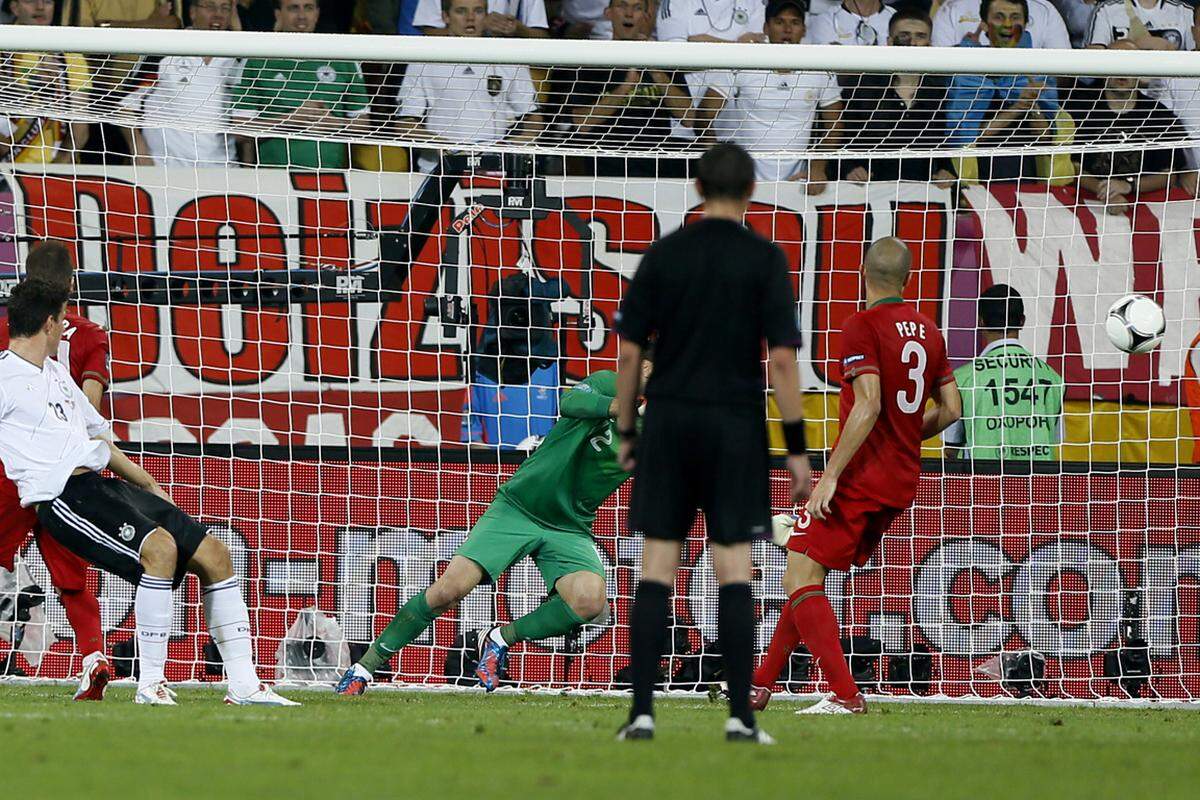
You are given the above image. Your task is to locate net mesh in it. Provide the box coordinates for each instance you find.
[1,34,1199,702]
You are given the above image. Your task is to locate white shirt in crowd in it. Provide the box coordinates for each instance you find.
[0,351,110,507]
[804,0,841,15]
[561,0,612,39]
[657,0,769,141]
[1152,77,1200,168]
[806,3,894,46]
[656,0,767,42]
[1088,0,1195,50]
[716,69,841,181]
[119,55,241,168]
[931,0,1072,48]
[412,0,548,30]
[398,62,536,169]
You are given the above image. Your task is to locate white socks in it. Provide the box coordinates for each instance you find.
[135,575,173,690]
[202,577,259,696]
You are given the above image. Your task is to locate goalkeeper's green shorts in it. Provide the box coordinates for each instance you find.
[456,496,605,593]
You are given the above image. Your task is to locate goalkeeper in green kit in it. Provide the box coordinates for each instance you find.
[335,362,651,695]
[942,284,1064,460]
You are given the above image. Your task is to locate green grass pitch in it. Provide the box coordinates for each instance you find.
[3,685,1198,799]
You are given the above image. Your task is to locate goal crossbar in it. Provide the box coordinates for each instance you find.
[2,26,1200,78]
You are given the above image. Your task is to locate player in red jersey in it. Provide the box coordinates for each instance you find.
[752,237,962,714]
[0,241,111,700]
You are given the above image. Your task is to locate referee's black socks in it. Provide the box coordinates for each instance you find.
[628,579,671,722]
[718,582,756,729]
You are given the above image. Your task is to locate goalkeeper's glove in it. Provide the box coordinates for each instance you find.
[771,513,798,548]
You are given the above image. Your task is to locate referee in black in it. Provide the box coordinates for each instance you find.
[612,143,812,744]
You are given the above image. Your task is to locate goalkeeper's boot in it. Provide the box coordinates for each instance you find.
[797,693,867,715]
[616,714,655,741]
[74,651,111,701]
[334,664,372,696]
[225,683,301,706]
[749,685,772,712]
[724,717,776,745]
[474,626,509,693]
[134,682,177,706]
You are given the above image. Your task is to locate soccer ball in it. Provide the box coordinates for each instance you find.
[1105,294,1165,354]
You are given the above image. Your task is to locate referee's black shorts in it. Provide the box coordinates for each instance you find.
[628,399,771,545]
[37,472,209,588]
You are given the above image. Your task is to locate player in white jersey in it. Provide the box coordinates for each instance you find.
[806,0,893,46]
[0,280,297,708]
[1089,0,1195,50]
[701,0,843,182]
[931,0,1070,48]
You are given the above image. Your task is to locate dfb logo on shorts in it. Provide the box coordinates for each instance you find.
[118,523,136,542]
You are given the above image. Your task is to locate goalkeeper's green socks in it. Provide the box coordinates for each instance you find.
[359,591,438,675]
[498,595,587,645]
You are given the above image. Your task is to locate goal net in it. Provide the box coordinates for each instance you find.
[1,26,1198,703]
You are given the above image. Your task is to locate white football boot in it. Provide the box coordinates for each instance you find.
[796,693,867,715]
[224,683,301,706]
[134,682,178,706]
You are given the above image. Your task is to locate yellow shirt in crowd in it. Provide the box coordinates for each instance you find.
[0,53,92,164]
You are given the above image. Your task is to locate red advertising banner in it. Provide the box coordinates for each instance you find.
[4,168,955,447]
[8,454,1199,701]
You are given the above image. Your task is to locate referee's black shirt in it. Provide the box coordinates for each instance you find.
[614,217,800,408]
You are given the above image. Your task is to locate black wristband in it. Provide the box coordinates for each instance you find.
[782,419,807,456]
[618,427,639,440]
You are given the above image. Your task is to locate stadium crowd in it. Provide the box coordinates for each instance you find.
[2,0,1199,197]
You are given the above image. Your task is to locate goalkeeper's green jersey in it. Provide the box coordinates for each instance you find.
[947,339,1064,460]
[496,370,629,535]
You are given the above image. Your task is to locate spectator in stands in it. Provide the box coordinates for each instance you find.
[1050,0,1094,47]
[229,0,371,168]
[60,0,182,27]
[349,0,413,34]
[1152,4,1200,193]
[700,0,842,184]
[560,0,612,39]
[806,0,893,46]
[558,0,692,177]
[932,0,1071,49]
[347,1,414,171]
[0,0,91,165]
[945,0,1071,183]
[656,0,767,137]
[395,0,542,172]
[235,0,276,29]
[119,0,239,167]
[1088,0,1194,51]
[943,284,1064,461]
[1068,71,1188,213]
[413,0,548,35]
[839,8,955,185]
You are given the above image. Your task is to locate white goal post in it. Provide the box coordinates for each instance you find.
[0,26,1198,705]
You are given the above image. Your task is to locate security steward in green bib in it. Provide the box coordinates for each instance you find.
[943,284,1064,461]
